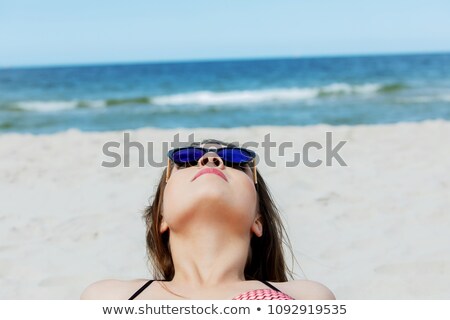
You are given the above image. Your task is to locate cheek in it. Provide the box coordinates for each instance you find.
[162,173,190,217]
[230,175,258,218]
[209,169,257,227]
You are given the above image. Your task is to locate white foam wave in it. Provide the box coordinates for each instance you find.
[14,100,105,112]
[18,101,78,112]
[153,89,315,105]
[152,83,382,106]
[323,83,381,94]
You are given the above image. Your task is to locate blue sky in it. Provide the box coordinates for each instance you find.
[1,0,449,67]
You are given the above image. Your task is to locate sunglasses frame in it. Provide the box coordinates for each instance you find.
[165,146,258,185]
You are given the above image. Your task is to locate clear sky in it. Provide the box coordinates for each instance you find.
[1,0,449,67]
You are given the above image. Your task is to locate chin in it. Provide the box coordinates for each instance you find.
[163,180,257,227]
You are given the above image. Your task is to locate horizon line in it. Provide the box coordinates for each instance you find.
[2,50,449,70]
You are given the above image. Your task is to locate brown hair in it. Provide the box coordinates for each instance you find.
[144,139,294,282]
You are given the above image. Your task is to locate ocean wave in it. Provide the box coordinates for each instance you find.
[397,95,450,104]
[151,83,399,105]
[0,100,106,112]
[0,82,406,112]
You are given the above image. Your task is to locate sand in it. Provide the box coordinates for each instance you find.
[1,120,449,299]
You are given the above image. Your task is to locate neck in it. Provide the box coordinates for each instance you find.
[168,225,251,288]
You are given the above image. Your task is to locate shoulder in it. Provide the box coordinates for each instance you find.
[80,279,149,300]
[272,280,336,300]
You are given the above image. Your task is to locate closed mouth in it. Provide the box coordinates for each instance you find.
[192,168,228,182]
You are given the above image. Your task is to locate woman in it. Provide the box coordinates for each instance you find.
[81,139,335,300]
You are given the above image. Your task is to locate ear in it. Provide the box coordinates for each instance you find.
[160,220,169,233]
[251,216,263,237]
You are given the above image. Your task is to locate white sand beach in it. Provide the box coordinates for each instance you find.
[1,120,449,299]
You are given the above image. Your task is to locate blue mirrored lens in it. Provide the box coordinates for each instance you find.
[170,147,255,165]
[217,148,254,164]
[173,148,204,164]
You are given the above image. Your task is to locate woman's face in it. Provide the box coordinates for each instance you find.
[161,144,260,236]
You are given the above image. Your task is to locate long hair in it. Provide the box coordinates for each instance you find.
[143,139,294,282]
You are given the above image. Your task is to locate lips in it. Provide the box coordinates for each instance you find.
[192,168,228,182]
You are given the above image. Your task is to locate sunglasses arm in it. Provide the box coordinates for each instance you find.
[165,158,171,183]
[253,160,258,185]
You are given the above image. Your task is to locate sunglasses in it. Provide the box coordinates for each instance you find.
[166,146,257,184]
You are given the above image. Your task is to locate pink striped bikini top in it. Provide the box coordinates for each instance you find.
[232,280,294,300]
[232,288,294,300]
[128,279,295,300]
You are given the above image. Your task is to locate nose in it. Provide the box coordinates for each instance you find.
[198,153,225,169]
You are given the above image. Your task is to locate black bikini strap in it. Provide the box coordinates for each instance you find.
[260,279,281,292]
[129,279,281,299]
[128,280,154,300]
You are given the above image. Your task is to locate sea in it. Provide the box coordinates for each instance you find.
[1,53,449,134]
